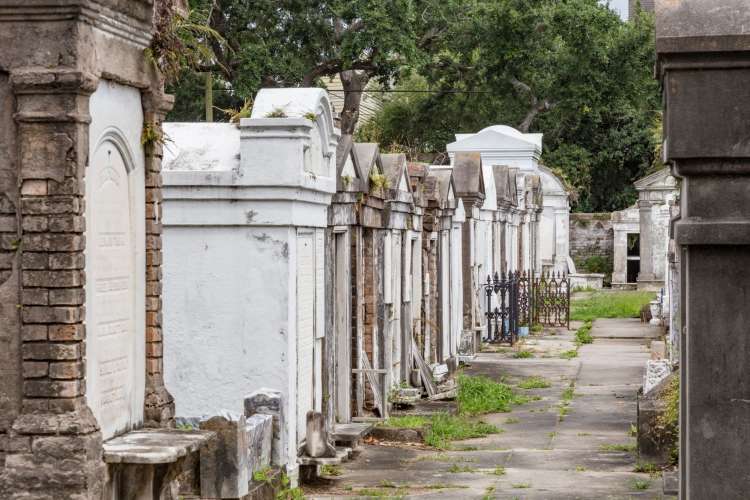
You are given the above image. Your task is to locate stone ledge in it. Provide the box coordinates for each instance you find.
[297,447,351,466]
[103,429,214,464]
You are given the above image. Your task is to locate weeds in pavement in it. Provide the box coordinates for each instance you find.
[382,415,429,428]
[600,442,637,452]
[513,350,534,359]
[425,413,499,449]
[355,487,406,498]
[518,376,551,389]
[575,465,586,472]
[512,482,531,488]
[482,486,496,500]
[447,463,477,473]
[560,349,579,359]
[632,479,651,490]
[562,385,575,402]
[571,291,655,321]
[320,464,342,476]
[457,375,528,415]
[575,321,594,345]
[634,462,659,474]
[505,417,520,424]
[492,466,506,475]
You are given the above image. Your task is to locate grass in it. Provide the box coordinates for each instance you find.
[513,350,534,359]
[355,487,406,498]
[425,413,500,449]
[457,375,528,415]
[492,466,506,476]
[575,321,594,345]
[447,463,477,473]
[634,462,659,474]
[575,465,587,472]
[382,415,429,428]
[561,385,575,401]
[321,464,342,476]
[512,482,531,489]
[571,290,655,321]
[600,442,637,452]
[560,349,579,359]
[505,417,520,424]
[482,486,496,500]
[518,376,551,389]
[632,479,651,490]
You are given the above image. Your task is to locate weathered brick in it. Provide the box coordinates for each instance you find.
[46,177,83,196]
[5,436,32,452]
[146,326,162,343]
[48,252,84,270]
[22,306,81,324]
[146,342,162,357]
[146,281,162,296]
[146,297,161,311]
[22,342,80,361]
[22,234,84,252]
[49,361,83,380]
[146,266,162,281]
[24,379,82,398]
[21,197,80,215]
[47,397,79,413]
[21,252,48,270]
[145,173,162,188]
[20,180,48,196]
[146,221,161,235]
[21,215,48,232]
[146,235,161,250]
[48,215,84,233]
[22,270,83,288]
[146,251,162,266]
[49,288,84,305]
[145,187,163,203]
[21,325,48,341]
[22,398,49,413]
[23,361,48,378]
[0,215,17,232]
[0,234,20,251]
[146,311,162,327]
[22,289,48,305]
[146,358,161,375]
[48,324,84,341]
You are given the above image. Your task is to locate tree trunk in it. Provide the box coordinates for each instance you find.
[339,70,370,136]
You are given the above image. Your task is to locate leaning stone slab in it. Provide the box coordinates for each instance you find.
[245,388,284,467]
[246,414,273,475]
[102,429,214,464]
[200,414,250,499]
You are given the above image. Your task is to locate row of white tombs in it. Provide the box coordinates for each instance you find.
[158,88,575,480]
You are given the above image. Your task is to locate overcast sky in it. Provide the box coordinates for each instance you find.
[602,0,629,20]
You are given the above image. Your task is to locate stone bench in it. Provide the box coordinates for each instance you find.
[103,428,215,500]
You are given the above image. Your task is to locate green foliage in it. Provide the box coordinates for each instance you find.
[265,108,288,118]
[492,466,506,476]
[361,1,659,212]
[571,291,655,321]
[632,479,651,491]
[457,375,527,415]
[218,98,253,123]
[513,350,534,359]
[369,171,390,190]
[512,482,531,489]
[658,375,680,465]
[320,464,342,476]
[252,466,273,483]
[560,349,579,360]
[575,321,594,346]
[518,376,551,389]
[141,122,166,148]
[600,442,636,452]
[382,415,429,429]
[425,413,499,449]
[276,472,304,500]
[634,462,659,474]
[581,255,612,274]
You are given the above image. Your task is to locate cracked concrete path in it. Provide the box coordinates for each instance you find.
[304,319,672,499]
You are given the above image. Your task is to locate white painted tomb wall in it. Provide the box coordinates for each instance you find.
[162,88,338,474]
[85,81,146,440]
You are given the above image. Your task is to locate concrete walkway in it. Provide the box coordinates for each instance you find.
[305,320,670,499]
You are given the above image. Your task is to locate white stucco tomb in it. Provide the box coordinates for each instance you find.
[162,88,338,476]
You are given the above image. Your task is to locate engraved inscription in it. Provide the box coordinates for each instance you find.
[87,140,136,439]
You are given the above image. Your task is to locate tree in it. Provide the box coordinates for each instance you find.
[360,1,659,212]
[170,0,425,134]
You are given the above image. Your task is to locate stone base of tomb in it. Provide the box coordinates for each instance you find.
[1,407,106,500]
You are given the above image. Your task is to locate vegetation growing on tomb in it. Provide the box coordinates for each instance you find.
[570,291,655,321]
[658,375,680,465]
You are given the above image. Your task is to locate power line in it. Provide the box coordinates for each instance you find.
[204,86,492,95]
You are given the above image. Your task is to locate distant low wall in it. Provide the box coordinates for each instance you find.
[569,213,613,275]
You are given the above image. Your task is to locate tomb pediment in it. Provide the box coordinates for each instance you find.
[452,152,486,201]
[634,167,677,191]
[448,125,542,154]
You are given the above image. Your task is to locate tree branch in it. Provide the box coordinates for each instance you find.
[509,77,555,132]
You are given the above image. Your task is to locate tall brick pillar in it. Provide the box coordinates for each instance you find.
[656,1,750,497]
[0,2,173,497]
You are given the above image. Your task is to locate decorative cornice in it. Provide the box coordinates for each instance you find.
[0,1,154,49]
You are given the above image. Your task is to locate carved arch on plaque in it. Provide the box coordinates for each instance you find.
[93,127,138,174]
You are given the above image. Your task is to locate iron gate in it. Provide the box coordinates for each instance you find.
[484,271,570,344]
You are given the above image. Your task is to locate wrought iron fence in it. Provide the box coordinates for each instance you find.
[532,272,570,329]
[484,271,571,344]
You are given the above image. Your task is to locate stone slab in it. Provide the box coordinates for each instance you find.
[102,429,214,464]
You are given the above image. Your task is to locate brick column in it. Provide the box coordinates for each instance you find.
[3,68,105,499]
[142,90,175,428]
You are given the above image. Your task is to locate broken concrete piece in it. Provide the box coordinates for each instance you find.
[391,387,421,406]
[246,414,273,476]
[431,363,449,383]
[305,411,337,458]
[643,359,671,395]
[200,414,250,499]
[245,388,283,466]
